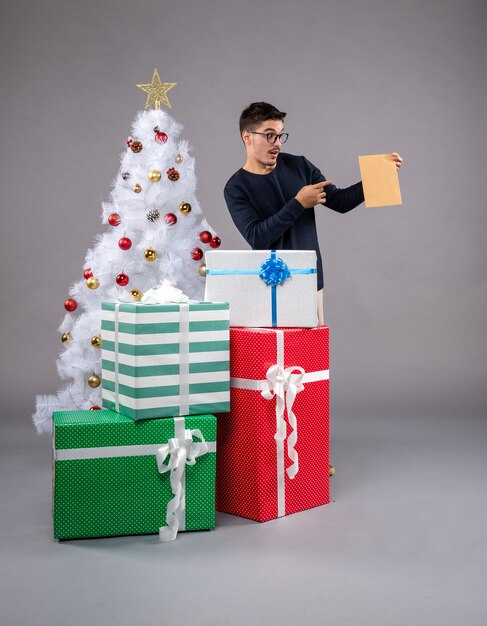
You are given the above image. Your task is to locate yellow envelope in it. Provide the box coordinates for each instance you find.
[358,154,402,208]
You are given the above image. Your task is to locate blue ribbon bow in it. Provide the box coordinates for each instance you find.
[259,254,291,286]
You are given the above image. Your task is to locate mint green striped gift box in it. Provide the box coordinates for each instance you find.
[53,410,216,541]
[101,301,230,420]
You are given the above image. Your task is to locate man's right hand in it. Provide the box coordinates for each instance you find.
[295,181,333,209]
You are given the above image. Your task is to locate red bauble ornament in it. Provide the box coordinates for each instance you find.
[164,212,177,226]
[118,236,132,250]
[116,272,129,286]
[209,236,221,248]
[64,298,77,312]
[90,405,101,410]
[155,131,168,144]
[108,213,121,226]
[191,247,204,261]
[83,268,93,279]
[199,231,212,244]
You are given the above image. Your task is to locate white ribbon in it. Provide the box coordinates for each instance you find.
[114,303,121,413]
[261,364,305,480]
[156,422,209,543]
[178,303,190,416]
[141,279,190,304]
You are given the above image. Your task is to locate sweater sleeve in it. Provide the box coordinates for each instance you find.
[224,181,305,249]
[308,158,365,214]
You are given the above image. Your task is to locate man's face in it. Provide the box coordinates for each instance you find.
[242,119,285,169]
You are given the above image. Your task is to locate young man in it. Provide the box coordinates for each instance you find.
[224,102,403,324]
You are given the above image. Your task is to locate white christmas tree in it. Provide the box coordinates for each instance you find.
[34,69,221,434]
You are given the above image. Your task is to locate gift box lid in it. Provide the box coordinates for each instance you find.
[53,410,216,451]
[228,326,329,380]
[101,301,229,313]
[204,249,316,270]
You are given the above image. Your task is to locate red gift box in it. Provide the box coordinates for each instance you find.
[216,326,330,522]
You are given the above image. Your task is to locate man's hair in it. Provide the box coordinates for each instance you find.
[239,102,286,135]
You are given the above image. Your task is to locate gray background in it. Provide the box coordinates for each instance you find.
[1,1,486,625]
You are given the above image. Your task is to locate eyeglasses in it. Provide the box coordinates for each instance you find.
[248,131,289,144]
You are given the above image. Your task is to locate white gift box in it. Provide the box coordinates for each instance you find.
[204,250,318,328]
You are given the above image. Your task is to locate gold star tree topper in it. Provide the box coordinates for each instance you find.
[136,69,177,109]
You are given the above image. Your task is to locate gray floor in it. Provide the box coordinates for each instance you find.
[1,410,486,626]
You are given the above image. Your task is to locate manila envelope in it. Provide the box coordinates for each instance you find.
[358,154,402,208]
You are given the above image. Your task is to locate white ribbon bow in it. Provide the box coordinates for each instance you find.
[141,279,190,304]
[156,428,208,542]
[261,364,305,479]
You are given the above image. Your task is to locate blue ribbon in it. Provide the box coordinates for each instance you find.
[262,251,285,326]
[206,251,316,327]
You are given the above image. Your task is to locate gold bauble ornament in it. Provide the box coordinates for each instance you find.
[134,183,142,193]
[329,466,336,476]
[198,263,207,277]
[144,247,157,262]
[130,289,143,301]
[61,332,72,344]
[148,169,162,183]
[175,153,183,164]
[179,202,192,215]
[91,335,102,349]
[88,374,101,388]
[86,276,100,290]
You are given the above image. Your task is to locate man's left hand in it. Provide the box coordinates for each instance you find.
[392,153,403,170]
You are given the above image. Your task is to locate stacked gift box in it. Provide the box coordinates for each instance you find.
[52,296,230,541]
[52,250,330,541]
[205,250,330,522]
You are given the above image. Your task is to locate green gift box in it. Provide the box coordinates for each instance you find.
[101,301,230,420]
[52,410,216,541]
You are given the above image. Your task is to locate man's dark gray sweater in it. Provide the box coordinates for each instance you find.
[224,153,364,290]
